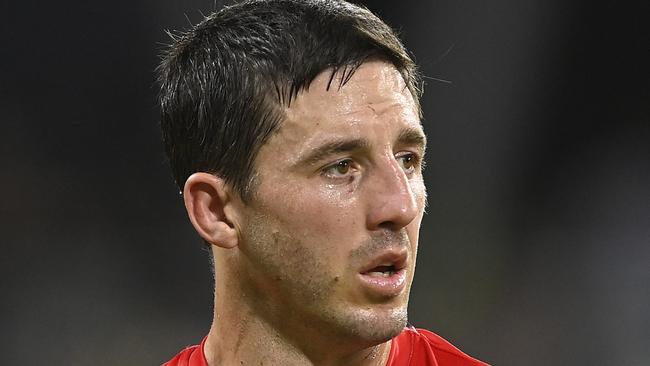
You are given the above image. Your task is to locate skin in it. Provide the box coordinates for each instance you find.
[183,60,427,366]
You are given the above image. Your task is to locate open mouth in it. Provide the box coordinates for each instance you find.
[359,250,407,276]
[363,264,399,277]
[356,250,408,297]
[358,260,407,297]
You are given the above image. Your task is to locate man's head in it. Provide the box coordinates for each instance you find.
[158,0,427,355]
[158,0,421,201]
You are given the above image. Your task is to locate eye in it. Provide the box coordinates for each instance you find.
[396,153,419,174]
[322,159,353,178]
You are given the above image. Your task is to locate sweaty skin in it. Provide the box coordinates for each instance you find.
[205,60,427,366]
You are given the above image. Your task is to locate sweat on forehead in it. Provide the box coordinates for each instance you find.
[283,61,418,124]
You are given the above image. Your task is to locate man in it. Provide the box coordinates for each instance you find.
[158,0,488,365]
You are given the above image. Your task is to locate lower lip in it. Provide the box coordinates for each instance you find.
[357,269,407,297]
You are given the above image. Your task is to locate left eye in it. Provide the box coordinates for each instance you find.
[397,153,417,173]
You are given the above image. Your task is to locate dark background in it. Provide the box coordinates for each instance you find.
[1,0,648,364]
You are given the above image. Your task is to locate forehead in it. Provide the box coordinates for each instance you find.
[274,61,422,149]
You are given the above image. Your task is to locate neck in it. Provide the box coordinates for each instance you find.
[203,250,393,366]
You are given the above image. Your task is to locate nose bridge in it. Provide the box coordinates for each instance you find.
[366,154,419,230]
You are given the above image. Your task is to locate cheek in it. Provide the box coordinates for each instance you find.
[241,217,334,305]
[273,185,361,242]
[242,202,353,306]
[243,207,321,276]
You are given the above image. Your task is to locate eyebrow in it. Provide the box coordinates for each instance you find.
[396,127,427,153]
[295,126,427,168]
[298,138,372,167]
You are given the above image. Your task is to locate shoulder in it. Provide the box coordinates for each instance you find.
[389,327,490,366]
[162,337,208,366]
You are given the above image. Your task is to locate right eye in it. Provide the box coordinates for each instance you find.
[322,159,353,179]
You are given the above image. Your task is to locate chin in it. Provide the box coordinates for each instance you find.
[329,304,409,345]
[365,306,408,342]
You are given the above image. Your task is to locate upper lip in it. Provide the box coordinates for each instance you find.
[358,249,408,274]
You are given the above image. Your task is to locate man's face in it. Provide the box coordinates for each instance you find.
[234,60,427,347]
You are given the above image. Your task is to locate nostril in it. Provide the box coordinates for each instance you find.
[378,220,400,231]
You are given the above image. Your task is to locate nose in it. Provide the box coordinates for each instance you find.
[365,157,420,231]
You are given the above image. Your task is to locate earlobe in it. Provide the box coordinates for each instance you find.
[183,173,239,249]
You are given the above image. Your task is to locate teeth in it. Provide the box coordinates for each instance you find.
[367,270,395,277]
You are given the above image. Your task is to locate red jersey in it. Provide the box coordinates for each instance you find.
[163,327,488,366]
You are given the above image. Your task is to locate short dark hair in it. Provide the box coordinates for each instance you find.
[158,0,422,201]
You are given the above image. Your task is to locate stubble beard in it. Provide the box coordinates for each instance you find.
[239,211,411,348]
[315,299,409,345]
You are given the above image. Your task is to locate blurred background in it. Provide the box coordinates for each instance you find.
[1,0,648,364]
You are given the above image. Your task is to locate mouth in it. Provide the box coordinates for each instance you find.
[357,250,408,298]
[359,250,407,274]
[364,264,400,277]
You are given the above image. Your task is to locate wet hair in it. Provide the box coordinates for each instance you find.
[158,0,421,201]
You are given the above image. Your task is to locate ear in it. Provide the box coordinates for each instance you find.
[183,172,239,249]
